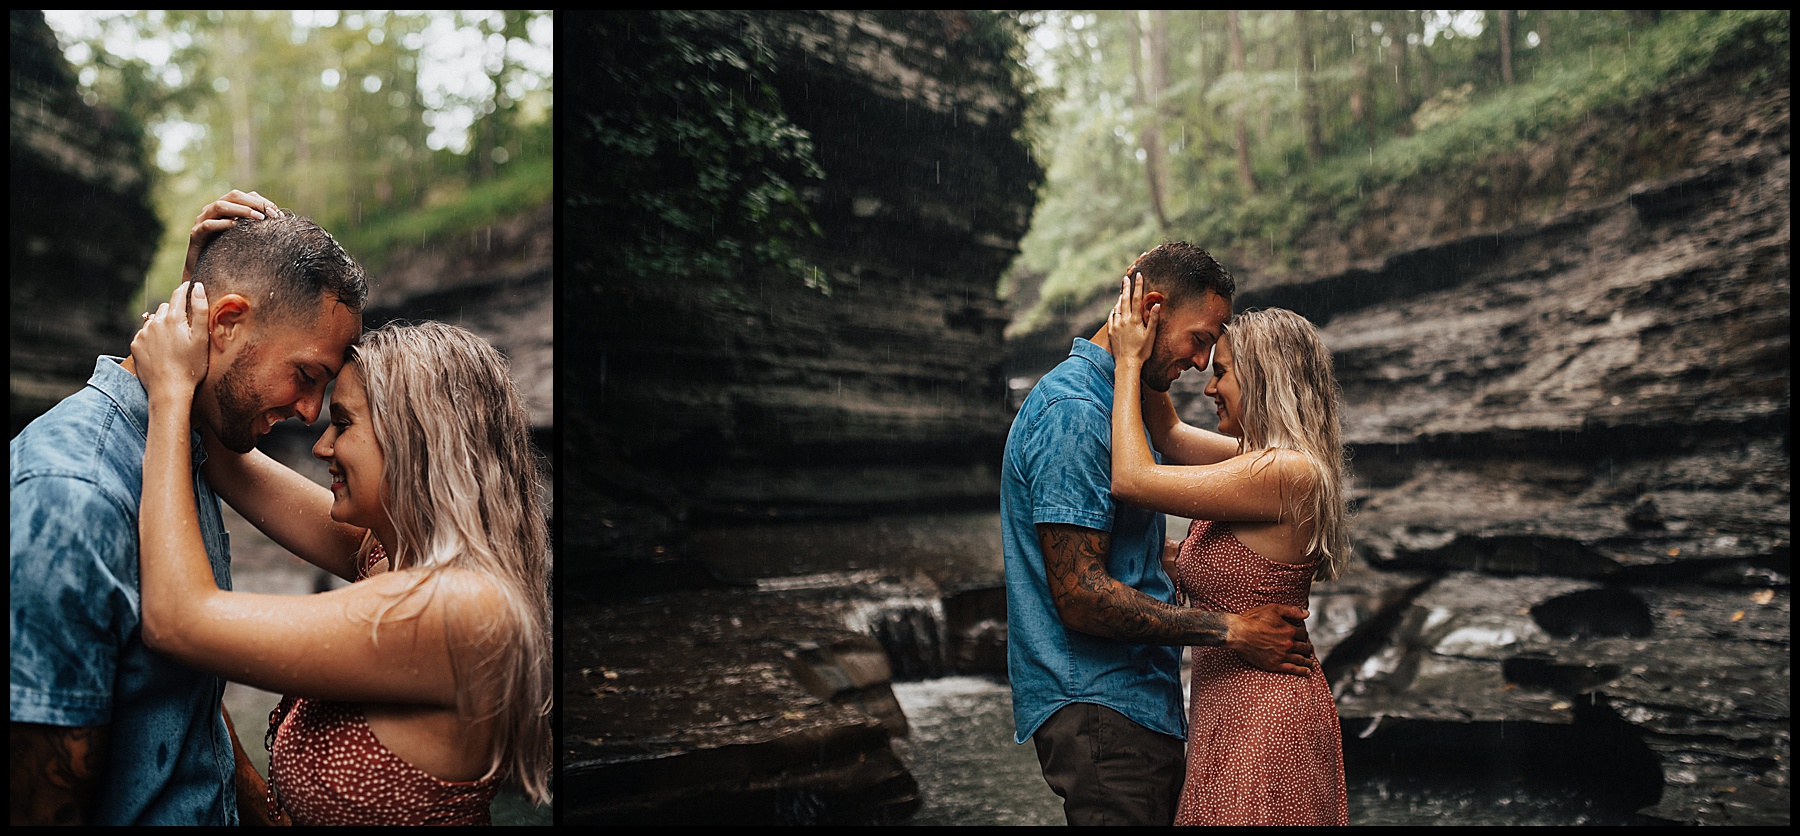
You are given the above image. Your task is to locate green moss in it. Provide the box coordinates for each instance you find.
[336,156,552,271]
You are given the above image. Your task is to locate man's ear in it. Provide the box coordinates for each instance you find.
[209,293,252,351]
[1142,290,1166,313]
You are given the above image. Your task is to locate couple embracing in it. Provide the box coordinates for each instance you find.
[1003,241,1349,826]
[11,192,551,825]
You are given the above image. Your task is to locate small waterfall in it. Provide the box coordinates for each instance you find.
[842,592,955,682]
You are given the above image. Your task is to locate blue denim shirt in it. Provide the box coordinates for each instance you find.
[1001,338,1184,744]
[10,356,238,825]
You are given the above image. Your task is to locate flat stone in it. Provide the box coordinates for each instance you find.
[563,589,920,824]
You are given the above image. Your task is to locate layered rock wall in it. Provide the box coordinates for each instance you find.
[1196,77,1791,826]
[565,12,1040,825]
[10,10,163,433]
[365,201,554,432]
[1006,65,1788,826]
[587,11,1039,537]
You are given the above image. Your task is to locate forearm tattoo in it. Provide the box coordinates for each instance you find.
[10,724,107,825]
[1039,523,1230,646]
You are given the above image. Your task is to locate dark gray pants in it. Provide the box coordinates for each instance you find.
[1031,702,1185,826]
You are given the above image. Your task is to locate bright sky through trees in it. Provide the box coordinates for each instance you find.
[42,10,552,171]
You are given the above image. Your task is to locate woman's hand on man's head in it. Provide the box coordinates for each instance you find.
[1109,272,1161,369]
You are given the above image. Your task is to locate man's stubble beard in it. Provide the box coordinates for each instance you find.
[1140,331,1180,394]
[207,342,265,454]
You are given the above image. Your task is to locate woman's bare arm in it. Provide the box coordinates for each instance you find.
[134,282,472,706]
[1108,274,1312,523]
[1141,387,1240,466]
[200,436,365,582]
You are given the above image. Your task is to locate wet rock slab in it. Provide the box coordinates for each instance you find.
[562,588,920,825]
[1335,571,1789,825]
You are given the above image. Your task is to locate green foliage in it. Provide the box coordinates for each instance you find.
[339,155,553,272]
[564,10,824,297]
[1007,9,1789,334]
[48,10,554,312]
[1311,10,1788,210]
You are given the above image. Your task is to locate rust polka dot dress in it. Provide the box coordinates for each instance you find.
[1174,520,1347,826]
[268,698,501,825]
[266,543,502,825]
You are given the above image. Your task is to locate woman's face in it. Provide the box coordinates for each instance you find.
[312,363,388,530]
[1203,334,1243,438]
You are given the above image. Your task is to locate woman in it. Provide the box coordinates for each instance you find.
[1107,273,1350,826]
[132,280,552,825]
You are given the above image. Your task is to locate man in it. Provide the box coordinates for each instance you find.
[10,192,367,825]
[1001,241,1313,826]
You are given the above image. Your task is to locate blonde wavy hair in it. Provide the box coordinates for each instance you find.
[1223,308,1352,581]
[350,320,552,805]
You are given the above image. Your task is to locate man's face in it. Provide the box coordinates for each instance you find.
[199,293,361,453]
[1140,291,1231,393]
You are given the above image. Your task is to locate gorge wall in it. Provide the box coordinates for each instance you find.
[1012,67,1790,825]
[1294,77,1788,824]
[573,11,1041,587]
[9,10,163,434]
[563,11,1040,823]
[365,200,554,434]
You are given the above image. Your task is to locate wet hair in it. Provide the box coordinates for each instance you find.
[1126,241,1237,309]
[1225,308,1352,581]
[191,213,368,326]
[351,321,552,805]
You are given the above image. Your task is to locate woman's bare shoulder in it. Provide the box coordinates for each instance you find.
[358,565,515,620]
[415,567,527,635]
[1231,447,1318,483]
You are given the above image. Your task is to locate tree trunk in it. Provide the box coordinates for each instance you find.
[1191,15,1214,201]
[1226,10,1257,195]
[1499,9,1516,85]
[1350,21,1369,139]
[1414,14,1438,100]
[224,22,256,187]
[1131,10,1171,230]
[1296,10,1322,163]
[1390,10,1416,115]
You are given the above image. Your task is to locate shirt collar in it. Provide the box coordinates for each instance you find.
[88,355,209,467]
[1068,337,1116,384]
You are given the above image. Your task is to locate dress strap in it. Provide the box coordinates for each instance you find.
[358,541,390,581]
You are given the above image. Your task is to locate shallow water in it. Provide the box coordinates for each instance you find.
[890,676,1647,826]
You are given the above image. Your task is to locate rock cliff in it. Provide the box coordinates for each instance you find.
[1017,67,1791,826]
[563,11,1041,825]
[9,10,163,433]
[1301,76,1789,826]
[364,201,554,432]
[571,10,1042,588]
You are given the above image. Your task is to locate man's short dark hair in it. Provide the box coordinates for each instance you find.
[1128,241,1236,307]
[191,213,367,326]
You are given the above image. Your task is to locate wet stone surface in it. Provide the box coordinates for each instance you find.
[1334,571,1790,825]
[562,588,921,825]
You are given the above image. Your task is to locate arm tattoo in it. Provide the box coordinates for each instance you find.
[10,723,108,825]
[1039,523,1230,646]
